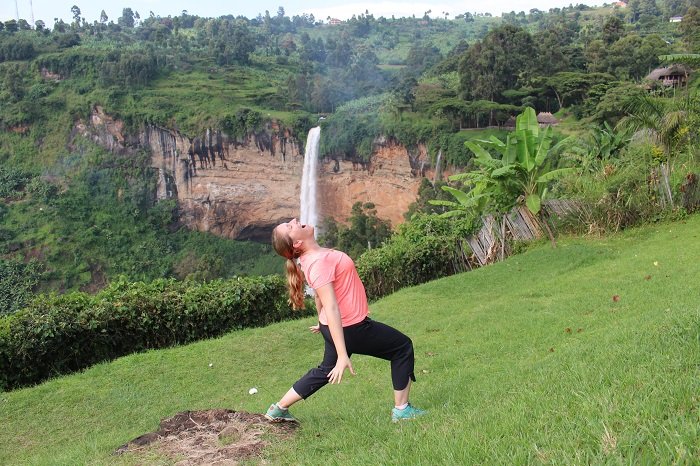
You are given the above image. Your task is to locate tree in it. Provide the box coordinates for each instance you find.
[53,18,66,32]
[4,20,19,33]
[664,0,686,17]
[591,82,645,124]
[604,34,667,79]
[319,202,392,259]
[618,93,700,207]
[202,18,257,65]
[681,7,700,53]
[627,0,641,22]
[405,42,443,77]
[585,39,606,72]
[602,16,624,45]
[71,5,82,26]
[638,0,661,17]
[532,29,570,76]
[458,25,534,102]
[545,71,613,109]
[118,8,135,28]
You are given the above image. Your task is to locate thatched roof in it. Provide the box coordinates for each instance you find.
[536,112,558,125]
[645,64,690,81]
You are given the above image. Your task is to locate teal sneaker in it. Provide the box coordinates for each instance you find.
[265,403,298,422]
[391,403,426,423]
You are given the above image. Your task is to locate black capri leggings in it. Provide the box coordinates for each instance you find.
[292,317,416,399]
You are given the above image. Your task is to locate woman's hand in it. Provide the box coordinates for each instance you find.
[309,324,320,334]
[327,355,355,384]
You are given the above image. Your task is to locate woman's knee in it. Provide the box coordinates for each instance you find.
[397,336,414,359]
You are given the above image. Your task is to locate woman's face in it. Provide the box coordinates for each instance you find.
[277,218,314,244]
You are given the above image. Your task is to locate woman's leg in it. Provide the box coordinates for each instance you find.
[394,379,411,407]
[278,324,339,408]
[277,387,302,409]
[344,319,416,396]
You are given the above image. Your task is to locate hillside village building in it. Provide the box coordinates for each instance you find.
[645,65,691,87]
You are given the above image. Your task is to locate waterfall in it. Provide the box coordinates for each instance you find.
[300,126,321,230]
[434,149,443,184]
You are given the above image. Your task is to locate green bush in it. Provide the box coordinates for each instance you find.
[356,213,476,300]
[0,259,42,315]
[0,35,36,61]
[0,275,312,390]
[555,144,697,232]
[0,167,31,198]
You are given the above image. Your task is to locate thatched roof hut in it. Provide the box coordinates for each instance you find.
[536,112,558,126]
[645,64,691,87]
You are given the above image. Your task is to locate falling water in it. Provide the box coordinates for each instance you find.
[434,149,443,184]
[300,126,321,231]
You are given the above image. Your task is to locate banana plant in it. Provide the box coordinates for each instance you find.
[468,107,576,215]
[433,107,578,245]
[428,173,492,218]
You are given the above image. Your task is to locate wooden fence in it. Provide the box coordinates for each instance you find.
[465,200,584,267]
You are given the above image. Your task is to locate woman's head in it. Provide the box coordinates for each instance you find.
[271,218,315,260]
[272,218,314,310]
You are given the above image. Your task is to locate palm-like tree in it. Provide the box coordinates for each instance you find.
[617,92,700,207]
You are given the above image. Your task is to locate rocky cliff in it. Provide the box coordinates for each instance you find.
[77,107,438,241]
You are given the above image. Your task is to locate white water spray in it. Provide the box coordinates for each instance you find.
[434,149,443,184]
[300,126,321,232]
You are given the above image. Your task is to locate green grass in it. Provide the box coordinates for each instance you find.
[119,64,295,135]
[2,216,699,464]
[457,127,509,139]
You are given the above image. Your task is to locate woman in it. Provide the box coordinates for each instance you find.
[265,218,425,423]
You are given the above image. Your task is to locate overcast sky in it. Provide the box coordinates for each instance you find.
[3,0,606,25]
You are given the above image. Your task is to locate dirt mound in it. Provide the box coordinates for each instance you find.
[115,409,297,465]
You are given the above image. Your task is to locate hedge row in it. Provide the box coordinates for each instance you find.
[356,214,476,301]
[0,275,310,391]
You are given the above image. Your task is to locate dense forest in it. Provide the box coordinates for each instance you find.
[2,1,700,314]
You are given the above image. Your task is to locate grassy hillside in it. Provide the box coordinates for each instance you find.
[1,215,698,464]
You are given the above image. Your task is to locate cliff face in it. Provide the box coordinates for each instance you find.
[77,108,436,241]
[318,140,433,229]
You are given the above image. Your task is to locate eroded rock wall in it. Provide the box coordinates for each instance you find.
[318,141,432,228]
[77,108,437,241]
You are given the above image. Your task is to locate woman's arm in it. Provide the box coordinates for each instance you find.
[309,294,323,333]
[315,282,355,384]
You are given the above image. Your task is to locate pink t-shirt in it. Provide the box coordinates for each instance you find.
[299,249,369,327]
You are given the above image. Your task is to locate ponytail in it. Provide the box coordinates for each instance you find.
[285,258,306,310]
[272,226,306,310]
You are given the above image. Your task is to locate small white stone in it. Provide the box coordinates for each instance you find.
[208,363,213,367]
[248,388,258,395]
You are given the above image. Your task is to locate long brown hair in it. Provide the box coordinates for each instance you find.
[271,226,306,310]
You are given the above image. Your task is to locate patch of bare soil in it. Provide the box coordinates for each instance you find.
[115,409,297,465]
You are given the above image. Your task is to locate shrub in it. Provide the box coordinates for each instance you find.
[0,259,42,316]
[555,143,695,233]
[26,177,59,202]
[0,275,312,390]
[0,167,31,198]
[356,213,476,300]
[0,35,36,61]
